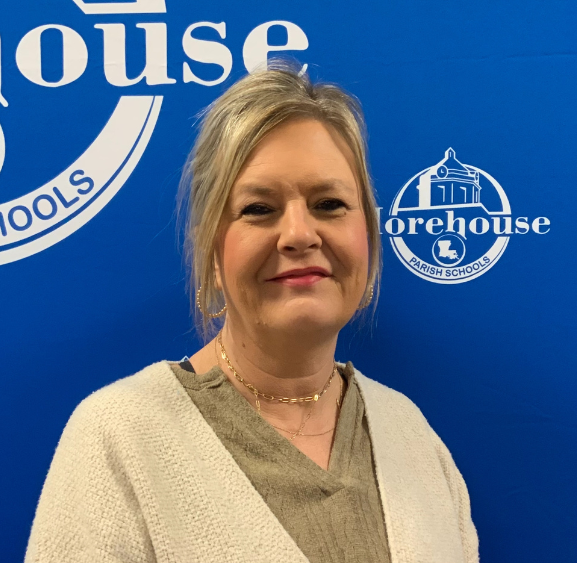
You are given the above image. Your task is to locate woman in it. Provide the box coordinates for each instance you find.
[25,62,479,563]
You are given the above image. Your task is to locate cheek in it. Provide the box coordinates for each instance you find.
[341,219,370,276]
[219,226,270,287]
[220,231,250,291]
[220,231,246,278]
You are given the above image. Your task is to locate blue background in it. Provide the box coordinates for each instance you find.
[1,1,576,562]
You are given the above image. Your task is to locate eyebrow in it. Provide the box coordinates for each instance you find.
[236,179,356,197]
[236,185,276,197]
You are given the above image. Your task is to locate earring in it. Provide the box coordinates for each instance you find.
[357,284,374,310]
[196,287,227,318]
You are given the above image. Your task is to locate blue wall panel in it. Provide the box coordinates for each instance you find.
[1,1,575,562]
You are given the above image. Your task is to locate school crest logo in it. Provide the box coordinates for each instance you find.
[385,148,550,283]
[0,0,308,265]
[0,0,166,265]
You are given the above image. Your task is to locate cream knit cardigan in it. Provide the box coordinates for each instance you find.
[25,361,479,563]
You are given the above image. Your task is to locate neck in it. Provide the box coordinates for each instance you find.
[219,317,338,401]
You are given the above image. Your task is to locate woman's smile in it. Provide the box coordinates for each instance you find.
[270,274,325,287]
[267,267,331,287]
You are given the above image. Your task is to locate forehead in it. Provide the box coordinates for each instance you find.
[232,119,359,196]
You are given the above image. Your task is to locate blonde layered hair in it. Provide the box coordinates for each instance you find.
[179,61,381,337]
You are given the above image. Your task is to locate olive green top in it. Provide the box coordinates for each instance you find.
[170,361,390,563]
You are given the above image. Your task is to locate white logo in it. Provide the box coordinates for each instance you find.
[72,0,166,14]
[385,148,550,284]
[0,1,308,265]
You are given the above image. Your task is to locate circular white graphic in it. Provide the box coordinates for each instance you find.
[0,96,163,265]
[0,123,5,175]
[432,233,465,267]
[387,148,511,284]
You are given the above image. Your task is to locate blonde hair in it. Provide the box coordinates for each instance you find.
[178,60,381,337]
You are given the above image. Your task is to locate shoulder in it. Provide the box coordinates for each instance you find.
[351,365,429,422]
[351,364,463,468]
[350,366,480,562]
[351,365,443,447]
[63,361,187,440]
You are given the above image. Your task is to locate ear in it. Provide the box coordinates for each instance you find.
[214,251,223,291]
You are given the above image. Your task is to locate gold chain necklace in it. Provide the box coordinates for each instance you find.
[270,375,344,438]
[217,331,337,440]
[271,425,336,437]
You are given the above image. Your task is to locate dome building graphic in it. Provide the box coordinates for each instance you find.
[416,148,482,209]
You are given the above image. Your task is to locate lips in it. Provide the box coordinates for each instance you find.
[267,267,331,282]
[267,267,331,287]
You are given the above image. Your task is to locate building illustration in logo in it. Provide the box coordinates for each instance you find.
[416,148,482,209]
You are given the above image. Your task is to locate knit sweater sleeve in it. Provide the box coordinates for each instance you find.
[429,427,480,563]
[24,389,156,563]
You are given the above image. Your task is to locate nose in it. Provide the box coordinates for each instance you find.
[277,201,322,255]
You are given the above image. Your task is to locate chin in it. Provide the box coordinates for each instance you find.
[266,302,348,335]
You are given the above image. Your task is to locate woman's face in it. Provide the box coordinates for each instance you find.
[215,118,369,338]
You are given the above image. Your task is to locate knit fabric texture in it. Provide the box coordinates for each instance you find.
[171,361,390,563]
[25,361,479,563]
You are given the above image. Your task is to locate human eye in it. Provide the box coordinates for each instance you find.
[240,203,274,216]
[315,198,348,212]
